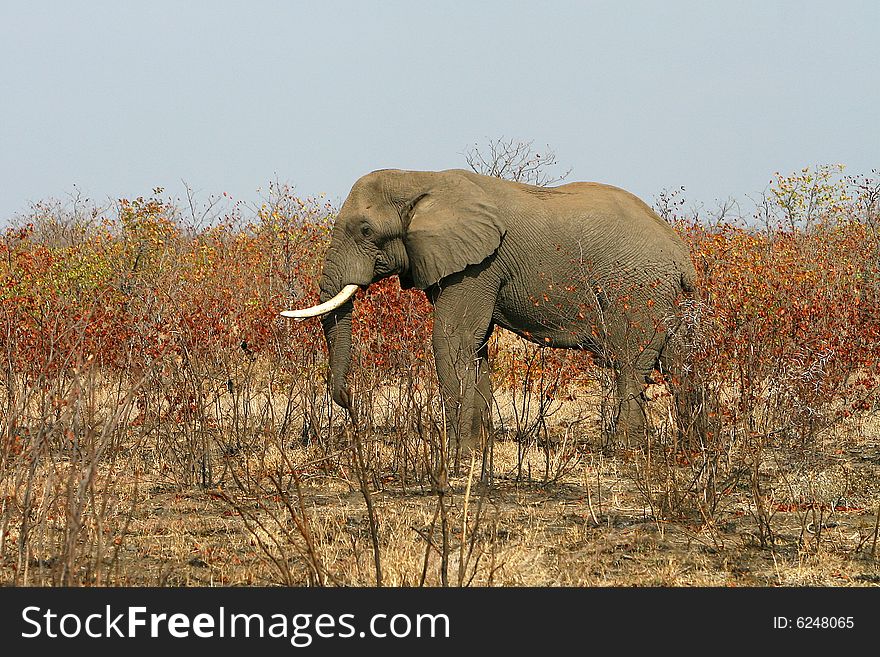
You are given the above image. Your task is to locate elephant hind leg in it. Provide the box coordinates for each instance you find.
[609,366,650,447]
[607,334,667,447]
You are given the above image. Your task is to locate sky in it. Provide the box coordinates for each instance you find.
[1,1,878,222]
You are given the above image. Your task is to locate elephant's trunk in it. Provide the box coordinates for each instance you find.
[320,302,354,411]
[317,269,356,412]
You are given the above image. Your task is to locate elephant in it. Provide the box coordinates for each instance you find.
[283,168,699,455]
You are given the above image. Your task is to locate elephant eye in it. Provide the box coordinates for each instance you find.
[360,222,373,238]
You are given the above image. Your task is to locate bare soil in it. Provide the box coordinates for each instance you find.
[3,381,878,588]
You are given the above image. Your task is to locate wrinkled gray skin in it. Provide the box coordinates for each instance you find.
[315,169,696,452]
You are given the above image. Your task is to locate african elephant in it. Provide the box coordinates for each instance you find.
[283,168,698,453]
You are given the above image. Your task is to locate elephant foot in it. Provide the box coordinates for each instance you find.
[603,403,649,451]
[605,368,655,449]
[450,436,478,475]
[449,427,494,476]
[603,428,644,452]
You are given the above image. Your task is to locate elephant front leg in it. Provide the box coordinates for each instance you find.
[431,294,496,464]
[472,341,493,446]
[433,325,494,460]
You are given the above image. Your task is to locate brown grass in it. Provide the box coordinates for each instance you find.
[2,370,877,587]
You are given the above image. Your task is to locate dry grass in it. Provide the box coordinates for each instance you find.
[2,374,877,587]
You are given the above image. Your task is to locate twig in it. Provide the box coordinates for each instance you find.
[458,450,477,585]
[871,501,880,558]
[348,422,383,586]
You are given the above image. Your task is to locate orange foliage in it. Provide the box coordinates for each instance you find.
[2,181,879,436]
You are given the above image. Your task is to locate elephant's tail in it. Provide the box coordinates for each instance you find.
[679,266,697,298]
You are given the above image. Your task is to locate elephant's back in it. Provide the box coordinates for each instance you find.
[552,182,679,236]
[496,180,696,308]
[510,181,690,261]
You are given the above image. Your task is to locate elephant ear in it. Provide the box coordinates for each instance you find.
[404,177,506,289]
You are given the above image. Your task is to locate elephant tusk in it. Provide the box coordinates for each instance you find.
[280,284,359,321]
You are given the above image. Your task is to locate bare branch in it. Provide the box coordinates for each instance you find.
[465,137,572,187]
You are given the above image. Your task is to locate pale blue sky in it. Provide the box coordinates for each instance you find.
[1,1,877,221]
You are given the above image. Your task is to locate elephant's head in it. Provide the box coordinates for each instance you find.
[282,169,506,410]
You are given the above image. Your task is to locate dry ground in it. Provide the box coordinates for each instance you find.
[4,392,877,588]
[122,443,880,587]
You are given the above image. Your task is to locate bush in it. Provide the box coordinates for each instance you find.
[2,166,878,584]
